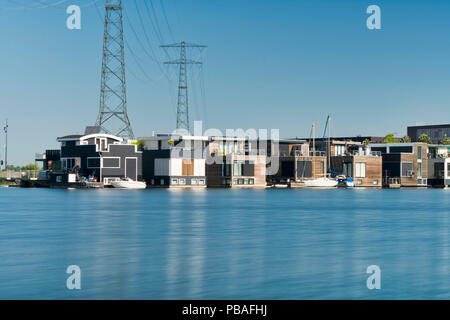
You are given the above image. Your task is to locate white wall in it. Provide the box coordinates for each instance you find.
[170,158,182,176]
[194,159,206,176]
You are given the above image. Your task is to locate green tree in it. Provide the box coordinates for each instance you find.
[400,135,411,143]
[417,133,432,144]
[440,134,450,145]
[363,139,370,146]
[382,133,397,143]
[5,165,20,171]
[20,163,42,171]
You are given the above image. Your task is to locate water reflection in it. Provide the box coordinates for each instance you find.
[166,190,207,298]
[1,188,450,299]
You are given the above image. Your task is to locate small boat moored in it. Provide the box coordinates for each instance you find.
[303,177,338,188]
[337,176,354,188]
[111,178,147,189]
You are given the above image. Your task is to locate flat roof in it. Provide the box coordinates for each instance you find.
[368,143,424,147]
[408,124,450,129]
[139,135,209,141]
[56,134,83,141]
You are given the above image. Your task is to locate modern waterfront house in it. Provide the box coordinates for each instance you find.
[427,145,450,188]
[139,134,208,188]
[261,139,327,186]
[369,143,429,187]
[205,137,267,188]
[330,144,383,188]
[35,149,61,171]
[45,127,143,186]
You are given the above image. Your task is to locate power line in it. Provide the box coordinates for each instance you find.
[123,4,161,65]
[161,41,207,131]
[2,0,67,10]
[159,0,175,42]
[2,0,102,10]
[129,0,173,81]
[142,0,165,45]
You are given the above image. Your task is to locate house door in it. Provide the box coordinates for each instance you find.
[126,158,137,181]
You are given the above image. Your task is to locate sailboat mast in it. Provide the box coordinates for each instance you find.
[312,121,315,157]
[327,116,331,176]
[312,121,315,179]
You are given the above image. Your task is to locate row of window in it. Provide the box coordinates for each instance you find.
[62,157,120,170]
[171,178,205,185]
[62,158,80,170]
[149,178,205,186]
[221,178,255,185]
[221,161,255,177]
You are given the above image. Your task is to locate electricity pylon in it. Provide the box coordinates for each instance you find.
[96,0,134,139]
[161,41,206,132]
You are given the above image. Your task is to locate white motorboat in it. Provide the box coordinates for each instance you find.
[111,178,147,189]
[303,177,338,188]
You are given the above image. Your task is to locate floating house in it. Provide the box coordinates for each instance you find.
[43,127,143,187]
[427,145,450,188]
[139,134,208,188]
[262,139,327,186]
[205,137,266,188]
[330,144,383,188]
[369,143,428,187]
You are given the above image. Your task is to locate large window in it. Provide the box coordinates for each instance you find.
[95,138,107,152]
[355,162,366,178]
[233,161,244,176]
[401,162,413,177]
[390,146,413,153]
[232,161,254,176]
[62,158,80,170]
[296,161,312,178]
[417,162,422,178]
[335,145,345,156]
[218,141,239,155]
[222,164,231,176]
[343,162,353,177]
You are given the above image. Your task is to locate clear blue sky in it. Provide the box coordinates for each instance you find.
[1,0,450,165]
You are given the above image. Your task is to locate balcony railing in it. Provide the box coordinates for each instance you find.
[383,177,401,185]
[428,153,449,159]
[351,150,381,157]
[292,151,326,157]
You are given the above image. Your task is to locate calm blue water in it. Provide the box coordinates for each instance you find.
[0,187,449,299]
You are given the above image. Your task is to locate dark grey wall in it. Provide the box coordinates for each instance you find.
[101,145,142,181]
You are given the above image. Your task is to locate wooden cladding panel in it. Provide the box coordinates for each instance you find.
[182,160,194,176]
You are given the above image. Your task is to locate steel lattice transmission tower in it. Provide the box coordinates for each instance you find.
[96,0,134,138]
[161,41,207,132]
